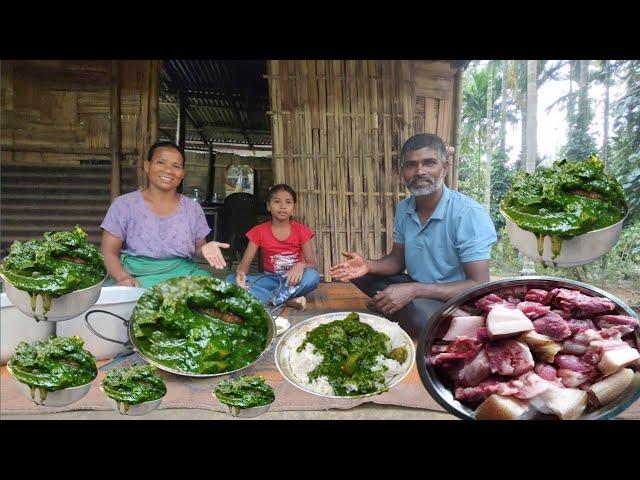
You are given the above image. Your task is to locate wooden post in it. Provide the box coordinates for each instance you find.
[148,60,161,146]
[110,60,122,200]
[451,66,464,191]
[176,89,187,193]
[206,142,216,201]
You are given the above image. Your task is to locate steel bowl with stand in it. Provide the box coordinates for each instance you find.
[501,208,627,267]
[417,276,640,420]
[0,272,107,323]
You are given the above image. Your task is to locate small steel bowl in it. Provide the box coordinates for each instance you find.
[417,276,640,420]
[100,386,165,416]
[7,364,94,407]
[0,273,107,322]
[212,392,274,418]
[501,209,626,267]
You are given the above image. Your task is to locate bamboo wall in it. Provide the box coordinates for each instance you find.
[268,60,412,280]
[0,60,160,248]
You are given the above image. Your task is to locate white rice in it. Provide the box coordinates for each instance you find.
[281,314,411,396]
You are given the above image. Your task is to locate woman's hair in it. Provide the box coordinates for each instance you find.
[266,183,297,203]
[147,141,184,164]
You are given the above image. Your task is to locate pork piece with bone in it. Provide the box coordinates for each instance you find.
[566,318,596,335]
[454,376,523,402]
[513,371,550,399]
[485,339,535,376]
[532,311,572,341]
[525,289,549,304]
[457,349,492,387]
[442,316,485,342]
[593,314,639,336]
[475,294,515,313]
[430,337,483,366]
[546,288,616,318]
[517,301,551,320]
[486,305,534,339]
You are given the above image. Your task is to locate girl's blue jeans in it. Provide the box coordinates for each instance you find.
[225,269,320,306]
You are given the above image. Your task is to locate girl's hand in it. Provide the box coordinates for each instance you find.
[285,262,305,287]
[236,271,248,290]
[202,241,230,269]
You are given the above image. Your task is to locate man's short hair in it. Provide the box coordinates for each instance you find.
[400,133,447,165]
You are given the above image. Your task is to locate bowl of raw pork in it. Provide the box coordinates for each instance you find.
[417,276,640,420]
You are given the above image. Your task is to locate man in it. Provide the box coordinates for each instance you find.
[330,133,497,337]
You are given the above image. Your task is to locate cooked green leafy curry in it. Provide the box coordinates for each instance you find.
[8,336,97,401]
[501,156,627,259]
[297,312,409,396]
[0,226,105,315]
[214,375,275,408]
[101,364,166,406]
[132,276,271,375]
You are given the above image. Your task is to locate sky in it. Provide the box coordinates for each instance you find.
[494,61,626,166]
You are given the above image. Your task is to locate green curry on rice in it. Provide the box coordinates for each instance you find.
[501,156,627,259]
[8,336,97,401]
[297,312,409,396]
[0,226,106,314]
[132,276,271,375]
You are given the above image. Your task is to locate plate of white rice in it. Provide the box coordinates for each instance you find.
[275,311,415,398]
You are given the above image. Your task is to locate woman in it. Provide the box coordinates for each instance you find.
[100,141,229,288]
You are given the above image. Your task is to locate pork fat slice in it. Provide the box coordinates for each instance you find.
[528,384,588,420]
[598,346,640,376]
[475,394,535,420]
[442,316,485,341]
[487,305,534,339]
[585,369,635,408]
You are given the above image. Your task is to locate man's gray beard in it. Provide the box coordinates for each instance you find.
[407,175,444,197]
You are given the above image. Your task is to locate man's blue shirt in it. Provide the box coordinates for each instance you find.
[393,186,497,284]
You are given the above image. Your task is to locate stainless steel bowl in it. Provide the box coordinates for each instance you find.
[0,273,106,322]
[417,276,640,420]
[212,392,273,418]
[7,364,94,407]
[501,209,626,267]
[100,386,164,416]
[275,311,416,399]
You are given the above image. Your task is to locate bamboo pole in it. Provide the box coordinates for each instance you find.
[148,60,161,146]
[110,60,122,200]
[137,60,150,188]
[451,66,464,191]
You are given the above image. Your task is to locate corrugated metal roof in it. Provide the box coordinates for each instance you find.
[159,60,271,148]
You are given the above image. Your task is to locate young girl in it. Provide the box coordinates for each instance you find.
[101,141,229,288]
[225,184,320,310]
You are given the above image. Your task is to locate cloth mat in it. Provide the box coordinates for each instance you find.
[3,307,639,418]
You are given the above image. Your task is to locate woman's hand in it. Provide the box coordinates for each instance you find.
[329,251,369,282]
[201,241,230,269]
[115,274,140,288]
[236,271,248,290]
[285,262,305,287]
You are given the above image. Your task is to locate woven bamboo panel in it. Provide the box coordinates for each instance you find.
[268,60,419,280]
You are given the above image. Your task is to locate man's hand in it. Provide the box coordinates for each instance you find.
[201,241,230,269]
[115,275,140,288]
[236,271,248,290]
[329,251,369,282]
[373,283,416,315]
[285,262,305,287]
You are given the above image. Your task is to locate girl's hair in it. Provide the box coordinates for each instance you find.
[147,141,184,164]
[266,184,297,203]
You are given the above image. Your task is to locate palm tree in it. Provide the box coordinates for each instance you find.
[521,59,538,275]
[484,61,494,212]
